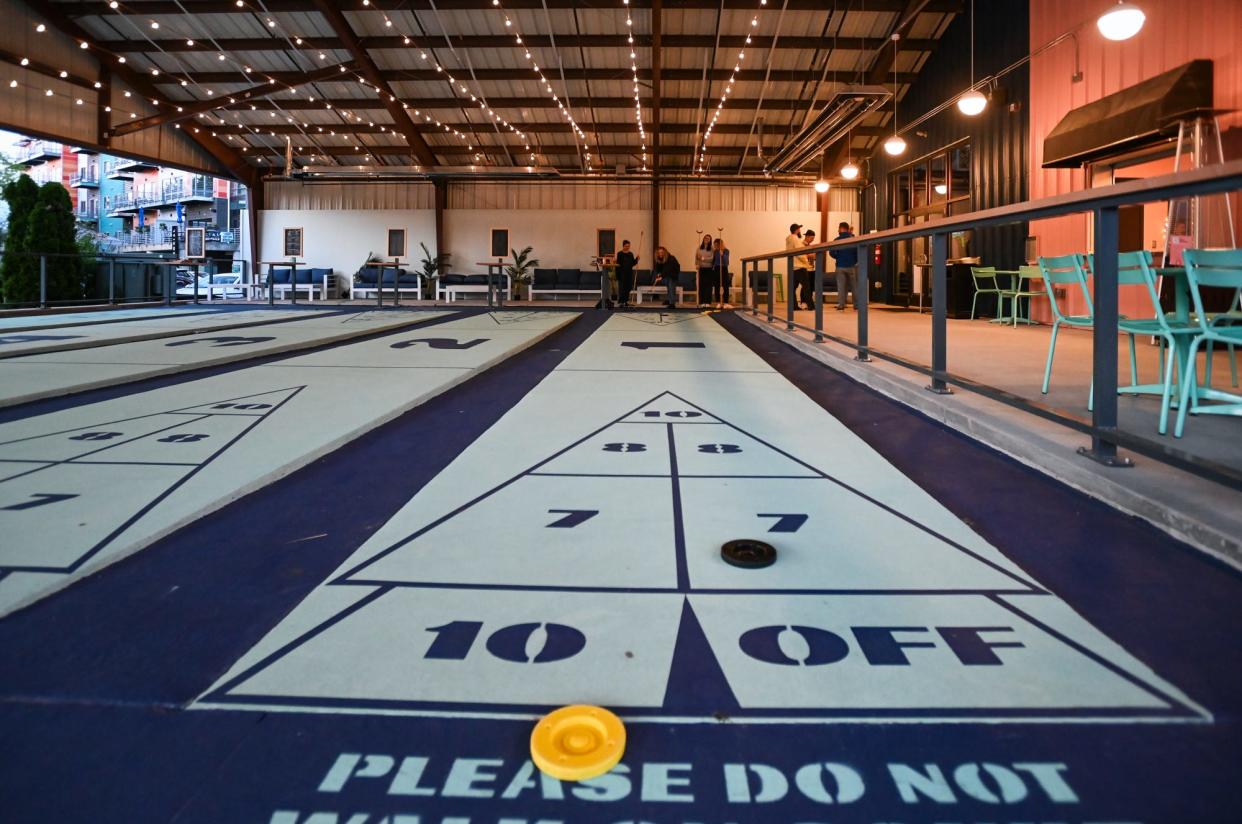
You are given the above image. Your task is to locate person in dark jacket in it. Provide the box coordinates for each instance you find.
[829,222,859,310]
[615,240,639,307]
[654,246,681,307]
[711,237,731,308]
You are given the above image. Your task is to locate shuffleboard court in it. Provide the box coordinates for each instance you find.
[0,306,224,332]
[197,312,1206,723]
[0,311,578,618]
[0,308,338,358]
[0,309,453,408]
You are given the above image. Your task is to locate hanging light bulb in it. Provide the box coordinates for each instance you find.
[885,36,907,156]
[1097,2,1146,41]
[814,180,830,193]
[958,2,987,116]
[840,161,860,180]
[957,88,987,116]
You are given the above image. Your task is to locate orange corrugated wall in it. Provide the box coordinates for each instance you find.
[1028,0,1242,316]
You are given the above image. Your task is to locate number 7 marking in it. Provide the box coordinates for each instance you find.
[2,493,80,511]
[757,513,808,533]
[546,509,600,528]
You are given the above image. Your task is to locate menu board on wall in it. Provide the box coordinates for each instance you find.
[387,228,407,259]
[185,227,205,259]
[283,227,303,258]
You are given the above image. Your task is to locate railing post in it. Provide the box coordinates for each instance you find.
[192,262,200,304]
[290,261,298,305]
[856,243,871,362]
[927,232,951,394]
[786,254,796,331]
[813,250,825,342]
[766,258,774,321]
[39,255,48,309]
[741,260,749,313]
[1080,206,1133,467]
[108,258,116,304]
[267,263,275,306]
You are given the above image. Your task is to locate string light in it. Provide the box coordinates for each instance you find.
[696,1,760,174]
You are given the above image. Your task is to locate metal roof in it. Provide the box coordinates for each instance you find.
[43,0,959,176]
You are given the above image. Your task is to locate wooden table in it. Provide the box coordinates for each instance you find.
[255,260,304,305]
[151,258,202,305]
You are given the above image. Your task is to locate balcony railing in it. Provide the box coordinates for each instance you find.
[18,141,61,164]
[76,200,100,220]
[105,192,138,212]
[70,166,100,187]
[101,227,238,251]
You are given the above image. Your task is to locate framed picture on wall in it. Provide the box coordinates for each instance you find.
[490,227,510,259]
[387,228,407,258]
[185,227,205,259]
[283,226,303,258]
[597,228,616,258]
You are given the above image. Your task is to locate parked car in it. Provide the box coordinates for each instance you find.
[175,273,245,299]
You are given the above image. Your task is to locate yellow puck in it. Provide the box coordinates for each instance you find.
[530,704,626,782]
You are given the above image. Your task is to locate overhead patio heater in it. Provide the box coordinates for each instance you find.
[764,86,892,175]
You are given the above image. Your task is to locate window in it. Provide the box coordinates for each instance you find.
[888,140,974,297]
[930,154,947,203]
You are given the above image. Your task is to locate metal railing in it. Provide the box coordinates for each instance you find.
[75,200,100,219]
[0,251,227,310]
[740,158,1242,485]
[70,166,99,186]
[17,140,60,163]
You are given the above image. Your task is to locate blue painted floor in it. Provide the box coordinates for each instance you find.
[0,307,1238,823]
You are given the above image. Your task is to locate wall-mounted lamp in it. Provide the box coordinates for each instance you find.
[1097,2,1146,41]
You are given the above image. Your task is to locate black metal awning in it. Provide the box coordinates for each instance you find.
[1042,60,1213,168]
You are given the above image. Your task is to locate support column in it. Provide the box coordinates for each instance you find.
[434,179,448,265]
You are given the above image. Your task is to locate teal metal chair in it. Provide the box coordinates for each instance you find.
[1203,286,1240,388]
[969,266,1008,320]
[1091,250,1198,434]
[1037,254,1095,409]
[1008,265,1044,326]
[1174,249,1242,438]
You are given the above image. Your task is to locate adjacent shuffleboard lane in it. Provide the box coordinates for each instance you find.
[0,307,341,358]
[0,306,224,332]
[0,309,454,408]
[0,311,577,618]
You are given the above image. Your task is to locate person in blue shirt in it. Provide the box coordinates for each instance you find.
[829,222,859,310]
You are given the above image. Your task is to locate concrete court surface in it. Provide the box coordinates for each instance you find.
[0,305,1237,823]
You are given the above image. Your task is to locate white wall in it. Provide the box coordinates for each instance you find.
[444,209,651,272]
[258,209,436,276]
[660,210,859,278]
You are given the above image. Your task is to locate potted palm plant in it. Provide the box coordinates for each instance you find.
[417,242,448,298]
[505,245,539,301]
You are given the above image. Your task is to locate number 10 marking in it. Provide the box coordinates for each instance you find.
[424,620,586,663]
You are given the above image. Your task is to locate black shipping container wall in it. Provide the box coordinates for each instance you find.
[864,0,1030,303]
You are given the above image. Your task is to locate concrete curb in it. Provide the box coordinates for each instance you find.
[738,311,1242,570]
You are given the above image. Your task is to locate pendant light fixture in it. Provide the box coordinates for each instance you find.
[1097,2,1146,41]
[841,127,860,179]
[814,180,830,193]
[957,0,987,116]
[883,34,907,156]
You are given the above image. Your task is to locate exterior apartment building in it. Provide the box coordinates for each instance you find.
[12,136,239,258]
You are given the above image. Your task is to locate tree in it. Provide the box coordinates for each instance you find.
[25,182,84,302]
[1,174,39,304]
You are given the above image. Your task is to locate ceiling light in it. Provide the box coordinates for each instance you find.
[883,134,907,156]
[840,161,860,180]
[36,23,45,32]
[814,180,829,193]
[957,88,987,116]
[1097,2,1145,41]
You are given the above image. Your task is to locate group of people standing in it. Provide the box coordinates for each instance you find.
[612,234,733,309]
[788,221,858,311]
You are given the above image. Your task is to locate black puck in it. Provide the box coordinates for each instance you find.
[721,539,777,569]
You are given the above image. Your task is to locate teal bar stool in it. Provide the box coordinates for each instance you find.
[1037,253,1095,410]
[969,265,1008,320]
[1174,249,1242,438]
